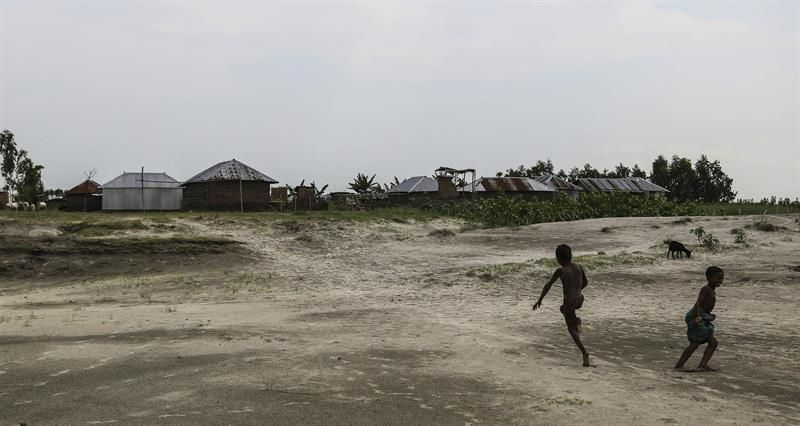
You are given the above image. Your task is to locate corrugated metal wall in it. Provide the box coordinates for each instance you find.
[102,188,183,211]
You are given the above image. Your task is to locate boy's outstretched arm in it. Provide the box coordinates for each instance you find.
[533,269,561,311]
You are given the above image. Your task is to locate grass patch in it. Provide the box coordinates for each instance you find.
[745,216,785,232]
[0,234,239,256]
[429,229,456,238]
[465,253,657,282]
[295,234,314,243]
[61,220,148,236]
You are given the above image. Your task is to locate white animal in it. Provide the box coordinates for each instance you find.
[21,201,30,210]
[5,202,18,210]
[37,202,47,210]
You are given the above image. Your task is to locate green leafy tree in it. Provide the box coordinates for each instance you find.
[349,173,379,194]
[615,163,631,178]
[497,159,555,178]
[15,156,44,203]
[694,154,736,202]
[0,129,19,191]
[631,164,647,178]
[0,129,45,202]
[650,155,670,189]
[667,156,696,202]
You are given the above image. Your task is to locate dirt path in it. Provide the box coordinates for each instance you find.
[1,214,798,424]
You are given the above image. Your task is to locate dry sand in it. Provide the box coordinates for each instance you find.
[1,213,798,425]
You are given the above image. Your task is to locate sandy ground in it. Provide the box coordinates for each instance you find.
[1,213,799,425]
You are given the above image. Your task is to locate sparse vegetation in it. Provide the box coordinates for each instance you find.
[689,226,720,251]
[745,215,784,232]
[731,228,747,244]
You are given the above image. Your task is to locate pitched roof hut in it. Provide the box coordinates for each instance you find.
[65,179,102,211]
[102,172,182,211]
[182,159,278,211]
[386,176,439,206]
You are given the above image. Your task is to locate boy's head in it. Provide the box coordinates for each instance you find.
[705,266,724,287]
[555,244,572,265]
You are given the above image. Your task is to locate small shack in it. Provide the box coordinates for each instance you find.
[576,177,668,199]
[65,179,103,211]
[534,175,583,200]
[102,172,182,211]
[386,176,439,206]
[462,177,555,200]
[182,159,278,211]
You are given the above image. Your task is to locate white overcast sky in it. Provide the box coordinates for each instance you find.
[1,1,797,199]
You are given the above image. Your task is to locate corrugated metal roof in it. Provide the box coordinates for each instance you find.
[533,175,583,191]
[102,173,181,189]
[466,177,555,193]
[66,179,102,195]
[387,176,438,193]
[577,178,668,193]
[184,159,278,184]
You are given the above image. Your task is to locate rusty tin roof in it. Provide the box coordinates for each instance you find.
[184,159,278,184]
[577,178,668,193]
[468,177,555,193]
[66,179,102,195]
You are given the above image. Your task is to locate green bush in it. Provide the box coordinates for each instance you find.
[690,226,720,250]
[731,228,747,244]
[426,192,700,228]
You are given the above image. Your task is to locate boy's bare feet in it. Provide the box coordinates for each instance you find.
[697,365,718,372]
[582,353,590,367]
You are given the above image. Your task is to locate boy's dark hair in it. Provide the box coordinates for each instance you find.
[556,244,572,261]
[706,266,724,280]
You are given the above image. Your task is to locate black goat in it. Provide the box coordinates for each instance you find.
[667,241,692,259]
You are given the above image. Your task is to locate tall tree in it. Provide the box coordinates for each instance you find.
[497,159,555,177]
[0,129,45,202]
[631,164,647,178]
[694,154,736,202]
[650,155,670,189]
[612,163,632,178]
[667,156,696,202]
[15,156,44,203]
[0,130,18,191]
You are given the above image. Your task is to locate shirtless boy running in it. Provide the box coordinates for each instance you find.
[533,244,590,367]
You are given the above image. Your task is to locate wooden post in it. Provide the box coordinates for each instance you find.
[141,167,145,214]
[239,177,244,213]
